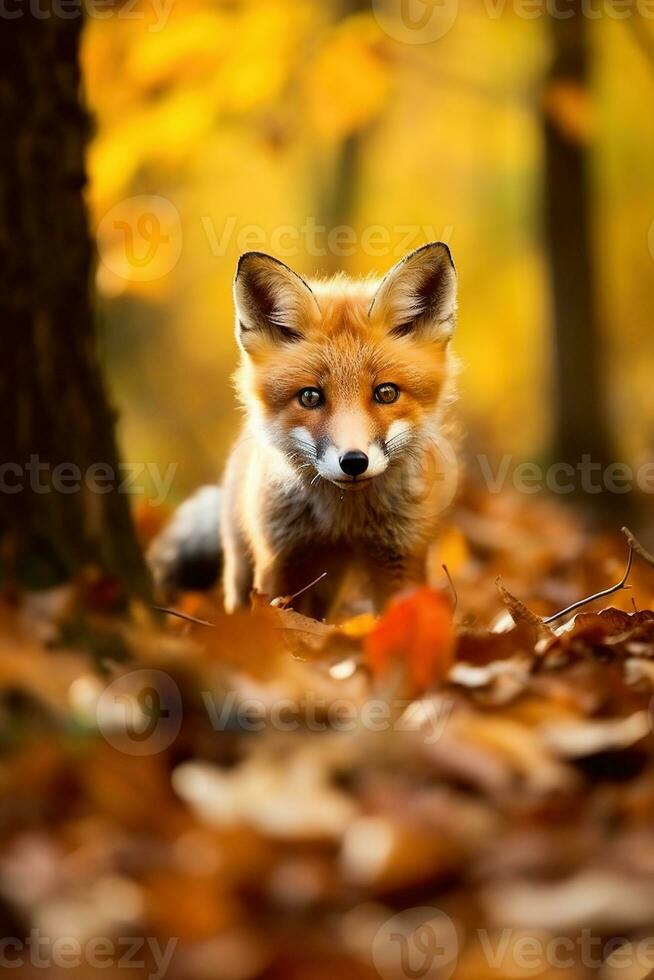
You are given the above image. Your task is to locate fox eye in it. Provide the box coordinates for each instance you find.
[298,387,324,409]
[374,383,400,405]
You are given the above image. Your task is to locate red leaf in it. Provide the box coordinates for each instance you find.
[364,588,455,693]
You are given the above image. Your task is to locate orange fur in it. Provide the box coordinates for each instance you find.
[223,244,459,618]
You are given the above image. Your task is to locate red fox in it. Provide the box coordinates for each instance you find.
[149,243,459,618]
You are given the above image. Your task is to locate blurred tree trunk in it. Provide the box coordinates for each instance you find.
[318,0,368,272]
[0,5,151,600]
[543,3,618,508]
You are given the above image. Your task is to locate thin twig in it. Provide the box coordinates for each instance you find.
[274,625,333,634]
[622,526,654,569]
[543,544,634,624]
[442,564,458,612]
[271,571,328,608]
[152,605,216,628]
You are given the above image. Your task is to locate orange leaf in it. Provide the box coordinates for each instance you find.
[543,80,593,144]
[364,588,455,694]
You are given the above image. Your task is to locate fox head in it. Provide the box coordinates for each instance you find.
[233,243,457,490]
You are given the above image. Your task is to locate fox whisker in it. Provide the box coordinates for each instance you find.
[386,433,414,456]
[294,442,318,459]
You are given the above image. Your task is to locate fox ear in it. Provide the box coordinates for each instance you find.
[234,252,319,352]
[369,242,457,342]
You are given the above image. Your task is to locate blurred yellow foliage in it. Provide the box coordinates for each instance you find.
[125,12,233,90]
[81,0,654,503]
[304,14,391,140]
[89,88,217,209]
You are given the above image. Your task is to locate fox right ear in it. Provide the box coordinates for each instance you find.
[234,252,320,353]
[369,242,457,343]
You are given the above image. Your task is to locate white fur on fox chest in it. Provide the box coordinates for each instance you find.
[257,449,441,560]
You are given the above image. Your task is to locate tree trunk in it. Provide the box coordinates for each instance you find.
[543,3,618,509]
[317,0,368,273]
[0,6,151,600]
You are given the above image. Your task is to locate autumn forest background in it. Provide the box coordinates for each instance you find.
[85,0,654,510]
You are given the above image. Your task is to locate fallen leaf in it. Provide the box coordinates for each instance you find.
[364,588,454,694]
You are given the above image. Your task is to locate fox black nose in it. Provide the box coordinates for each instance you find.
[339,450,369,478]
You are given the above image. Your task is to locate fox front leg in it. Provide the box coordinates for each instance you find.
[367,550,427,612]
[221,525,253,613]
[252,544,283,603]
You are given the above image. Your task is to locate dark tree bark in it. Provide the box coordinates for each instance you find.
[543,2,618,507]
[0,5,151,599]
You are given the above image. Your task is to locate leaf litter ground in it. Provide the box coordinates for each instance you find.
[2,490,654,979]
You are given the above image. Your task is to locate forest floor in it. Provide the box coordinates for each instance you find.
[2,489,654,980]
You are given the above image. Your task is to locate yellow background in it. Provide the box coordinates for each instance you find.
[82,0,654,503]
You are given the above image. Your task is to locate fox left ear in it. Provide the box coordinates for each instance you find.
[234,251,320,353]
[369,242,457,343]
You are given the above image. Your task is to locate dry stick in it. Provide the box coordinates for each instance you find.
[622,526,654,569]
[542,544,634,625]
[442,564,458,612]
[271,571,328,608]
[153,603,328,639]
[154,572,329,626]
[152,605,216,628]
